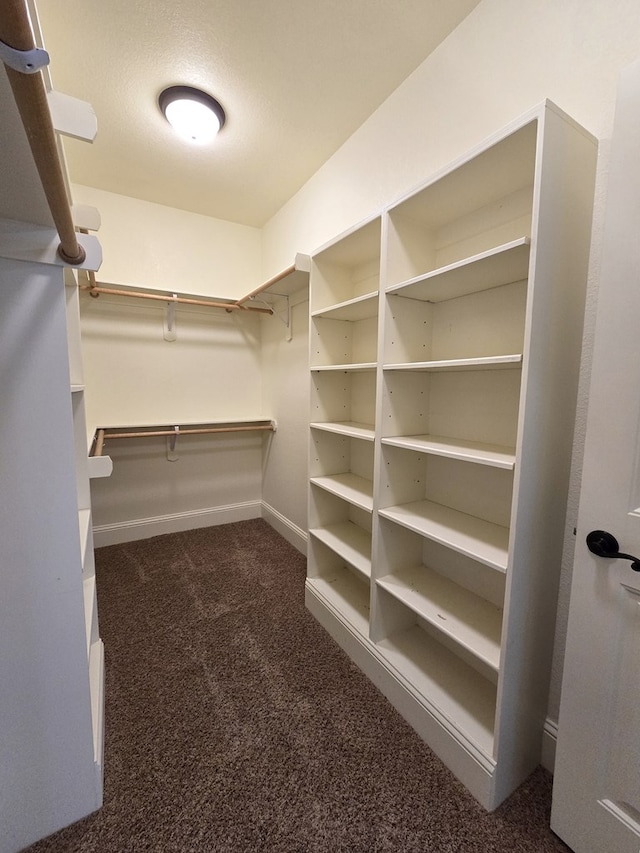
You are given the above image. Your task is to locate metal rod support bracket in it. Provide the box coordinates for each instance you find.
[167,426,180,461]
[0,39,49,74]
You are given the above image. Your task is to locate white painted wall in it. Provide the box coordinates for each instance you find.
[260,292,309,551]
[256,0,640,743]
[72,184,262,300]
[81,293,267,541]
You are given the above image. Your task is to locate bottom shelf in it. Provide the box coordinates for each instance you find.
[375,623,496,756]
[305,571,370,637]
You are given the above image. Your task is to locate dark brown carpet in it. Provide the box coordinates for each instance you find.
[25,519,570,852]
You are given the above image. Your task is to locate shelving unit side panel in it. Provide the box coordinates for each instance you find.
[72,392,91,511]
[64,273,84,388]
[492,105,598,797]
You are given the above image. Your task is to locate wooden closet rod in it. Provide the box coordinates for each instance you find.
[79,283,273,314]
[93,422,275,456]
[1,0,86,265]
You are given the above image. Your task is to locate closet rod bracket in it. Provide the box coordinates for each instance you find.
[252,291,292,340]
[0,39,49,74]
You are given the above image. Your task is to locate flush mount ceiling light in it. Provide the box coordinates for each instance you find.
[159,86,226,145]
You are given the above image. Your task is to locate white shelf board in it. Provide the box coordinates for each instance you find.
[311,362,377,372]
[381,434,516,470]
[379,500,509,572]
[70,384,85,394]
[310,473,374,512]
[312,291,379,321]
[78,508,92,570]
[83,573,96,656]
[87,454,113,479]
[89,638,105,765]
[383,354,522,373]
[306,574,370,637]
[387,238,531,303]
[376,624,496,755]
[310,522,372,578]
[310,421,375,441]
[377,566,503,673]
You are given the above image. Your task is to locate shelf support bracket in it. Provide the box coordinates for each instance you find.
[252,292,292,341]
[166,426,179,461]
[164,295,177,341]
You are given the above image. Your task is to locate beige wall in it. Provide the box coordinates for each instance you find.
[72,184,261,300]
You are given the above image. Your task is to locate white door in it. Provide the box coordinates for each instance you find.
[550,58,640,852]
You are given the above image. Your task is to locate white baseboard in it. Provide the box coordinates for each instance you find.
[92,501,262,547]
[541,718,557,774]
[261,501,307,554]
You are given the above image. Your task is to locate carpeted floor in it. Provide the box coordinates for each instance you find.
[25,519,571,852]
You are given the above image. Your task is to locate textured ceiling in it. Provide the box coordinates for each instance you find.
[33,0,480,227]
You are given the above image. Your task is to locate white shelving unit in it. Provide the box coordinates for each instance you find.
[305,101,598,810]
[65,268,106,777]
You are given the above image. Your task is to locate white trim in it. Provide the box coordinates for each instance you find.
[541,718,558,774]
[92,501,262,547]
[261,501,308,554]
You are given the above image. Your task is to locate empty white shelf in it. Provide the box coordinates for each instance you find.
[383,354,522,372]
[381,434,516,470]
[83,573,97,656]
[376,624,497,755]
[310,473,374,512]
[310,522,372,578]
[306,574,370,636]
[379,500,509,572]
[310,421,375,441]
[312,291,379,321]
[78,508,91,570]
[377,566,503,673]
[386,238,531,303]
[311,363,377,372]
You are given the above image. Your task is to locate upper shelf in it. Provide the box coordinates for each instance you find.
[386,238,531,304]
[311,291,379,321]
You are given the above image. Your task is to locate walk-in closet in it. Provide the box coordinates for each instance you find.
[3,2,640,851]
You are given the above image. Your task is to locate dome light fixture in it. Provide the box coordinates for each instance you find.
[159,85,226,145]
